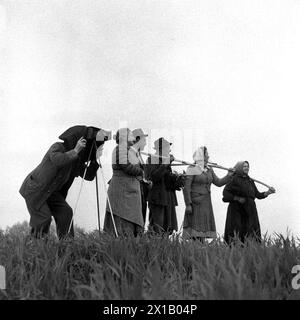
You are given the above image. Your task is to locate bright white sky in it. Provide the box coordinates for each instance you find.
[0,0,300,237]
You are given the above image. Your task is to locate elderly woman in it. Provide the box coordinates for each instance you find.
[223,161,275,244]
[103,128,144,237]
[183,146,233,242]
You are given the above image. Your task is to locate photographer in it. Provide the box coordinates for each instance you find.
[19,125,111,239]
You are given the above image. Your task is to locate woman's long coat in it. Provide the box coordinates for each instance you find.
[105,145,144,228]
[222,174,267,243]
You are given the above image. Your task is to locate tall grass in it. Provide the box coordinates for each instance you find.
[0,222,300,300]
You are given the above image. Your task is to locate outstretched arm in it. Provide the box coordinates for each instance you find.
[253,181,270,200]
[212,169,232,187]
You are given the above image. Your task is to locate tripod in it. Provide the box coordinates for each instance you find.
[67,141,118,238]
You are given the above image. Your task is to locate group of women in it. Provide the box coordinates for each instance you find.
[182,147,275,243]
[103,128,275,244]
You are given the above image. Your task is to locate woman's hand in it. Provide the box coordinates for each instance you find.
[269,187,276,194]
[185,205,193,215]
[265,187,276,196]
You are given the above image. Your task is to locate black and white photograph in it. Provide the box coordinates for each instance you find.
[0,0,300,307]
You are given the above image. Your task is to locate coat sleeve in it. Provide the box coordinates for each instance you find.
[212,169,231,187]
[78,160,100,181]
[116,146,143,176]
[48,143,78,169]
[183,174,193,205]
[222,179,236,202]
[253,181,267,200]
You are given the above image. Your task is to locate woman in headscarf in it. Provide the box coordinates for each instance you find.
[103,128,144,237]
[222,161,275,244]
[19,125,111,239]
[182,146,234,242]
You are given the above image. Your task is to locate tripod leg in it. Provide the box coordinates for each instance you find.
[98,161,118,238]
[95,171,101,237]
[67,171,86,235]
[67,143,94,235]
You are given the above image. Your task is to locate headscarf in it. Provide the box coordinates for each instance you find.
[186,146,208,176]
[234,161,249,177]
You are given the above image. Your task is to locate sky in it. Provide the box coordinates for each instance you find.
[0,0,300,237]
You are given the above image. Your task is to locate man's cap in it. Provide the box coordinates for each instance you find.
[132,128,148,139]
[153,137,172,149]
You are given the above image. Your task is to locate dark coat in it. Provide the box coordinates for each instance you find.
[222,174,267,243]
[145,155,183,233]
[19,126,100,210]
[145,156,180,207]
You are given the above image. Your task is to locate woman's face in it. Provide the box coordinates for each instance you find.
[243,162,249,175]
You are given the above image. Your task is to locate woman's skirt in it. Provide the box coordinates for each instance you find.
[183,193,217,239]
[148,203,178,235]
[224,200,261,244]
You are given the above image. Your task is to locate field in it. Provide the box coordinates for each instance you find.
[0,222,300,300]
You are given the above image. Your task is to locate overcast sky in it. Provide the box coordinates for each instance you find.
[1,0,300,237]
